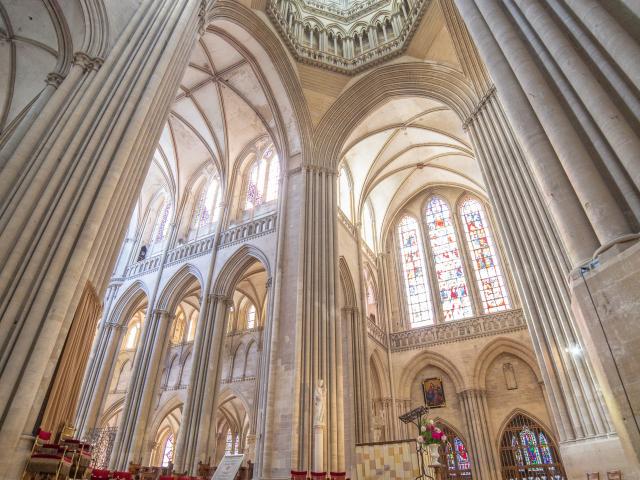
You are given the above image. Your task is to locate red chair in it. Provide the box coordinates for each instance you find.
[91,469,111,480]
[113,472,133,480]
[330,473,346,480]
[291,471,308,480]
[310,472,327,480]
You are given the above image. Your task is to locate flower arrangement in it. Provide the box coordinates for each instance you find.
[416,419,447,446]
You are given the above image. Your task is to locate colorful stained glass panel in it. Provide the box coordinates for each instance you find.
[460,199,510,313]
[425,197,472,320]
[397,215,433,327]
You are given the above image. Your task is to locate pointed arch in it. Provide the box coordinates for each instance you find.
[398,350,465,398]
[474,338,542,390]
[497,409,566,477]
[338,256,357,309]
[109,281,149,327]
[155,264,204,313]
[212,245,271,299]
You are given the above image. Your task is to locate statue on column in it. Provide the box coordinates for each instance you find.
[313,379,326,426]
[313,379,326,473]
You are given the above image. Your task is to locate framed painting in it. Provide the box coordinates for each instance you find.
[422,377,446,408]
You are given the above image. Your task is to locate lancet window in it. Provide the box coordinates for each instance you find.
[161,433,175,467]
[362,200,376,250]
[338,165,354,221]
[397,215,433,327]
[396,193,511,328]
[190,175,221,239]
[152,199,172,246]
[246,304,256,330]
[425,196,472,321]
[459,198,510,313]
[244,145,280,211]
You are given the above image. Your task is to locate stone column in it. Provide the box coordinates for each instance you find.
[75,280,124,436]
[292,166,345,473]
[0,1,202,476]
[458,389,499,480]
[460,0,632,247]
[512,0,640,194]
[110,309,174,469]
[174,294,230,473]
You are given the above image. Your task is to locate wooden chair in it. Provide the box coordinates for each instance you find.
[197,461,216,478]
[607,471,622,480]
[23,443,73,480]
[128,461,142,477]
[587,474,600,480]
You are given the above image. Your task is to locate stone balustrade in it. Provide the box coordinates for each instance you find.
[219,213,277,248]
[165,234,216,267]
[367,318,387,347]
[389,308,526,352]
[123,254,162,278]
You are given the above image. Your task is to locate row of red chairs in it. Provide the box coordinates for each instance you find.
[291,471,348,480]
[90,470,132,480]
[92,472,208,480]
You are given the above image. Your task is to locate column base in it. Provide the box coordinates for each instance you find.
[570,238,640,476]
[559,436,640,480]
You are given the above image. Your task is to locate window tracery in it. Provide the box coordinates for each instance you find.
[244,145,280,211]
[397,215,433,327]
[500,414,566,479]
[246,304,256,330]
[338,165,353,221]
[190,176,221,239]
[459,198,510,313]
[161,432,174,467]
[362,200,376,250]
[425,196,472,321]
[152,199,172,246]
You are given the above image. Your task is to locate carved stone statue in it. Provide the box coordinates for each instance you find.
[313,379,326,426]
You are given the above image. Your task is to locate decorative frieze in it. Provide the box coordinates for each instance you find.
[389,309,526,352]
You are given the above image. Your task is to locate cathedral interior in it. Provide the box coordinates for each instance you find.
[0,0,639,479]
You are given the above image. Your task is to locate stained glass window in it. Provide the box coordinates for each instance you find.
[425,196,472,321]
[459,199,510,313]
[397,215,433,327]
[519,427,543,465]
[245,145,280,211]
[246,304,256,329]
[152,200,172,245]
[225,430,233,455]
[539,432,553,464]
[500,414,566,479]
[191,177,221,239]
[362,201,376,250]
[338,166,353,220]
[440,425,472,479]
[161,433,174,467]
[511,435,524,467]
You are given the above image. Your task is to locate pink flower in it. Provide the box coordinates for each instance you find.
[441,435,447,442]
[432,431,442,440]
[416,436,424,444]
[434,427,441,434]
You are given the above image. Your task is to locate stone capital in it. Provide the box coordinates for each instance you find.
[45,72,65,88]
